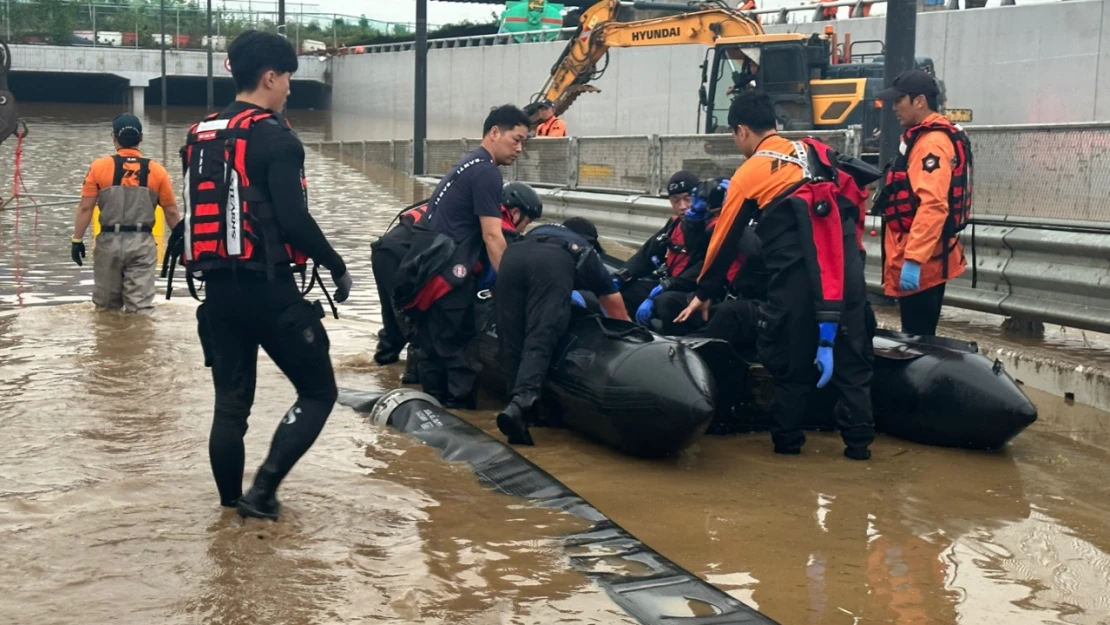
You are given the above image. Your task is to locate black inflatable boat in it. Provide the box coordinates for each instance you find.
[477,307,718,458]
[477,300,1037,453]
[694,329,1038,449]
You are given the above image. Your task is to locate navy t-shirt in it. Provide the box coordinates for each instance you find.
[428,147,503,243]
[525,224,618,296]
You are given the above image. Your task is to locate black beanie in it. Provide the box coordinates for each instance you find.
[666,171,699,196]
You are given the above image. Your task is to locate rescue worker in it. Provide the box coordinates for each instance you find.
[371,200,430,369]
[641,177,748,336]
[495,216,631,446]
[613,171,700,315]
[675,90,874,460]
[71,114,181,314]
[393,104,532,409]
[181,30,353,520]
[371,183,544,381]
[534,99,567,137]
[874,69,972,336]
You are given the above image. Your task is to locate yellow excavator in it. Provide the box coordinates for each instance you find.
[530,0,947,159]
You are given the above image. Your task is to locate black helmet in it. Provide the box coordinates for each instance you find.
[502,181,543,220]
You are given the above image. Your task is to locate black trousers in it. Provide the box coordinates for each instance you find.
[495,240,575,403]
[758,251,875,452]
[620,278,657,318]
[197,273,337,507]
[413,277,482,407]
[695,298,760,352]
[370,244,407,356]
[651,289,703,336]
[899,282,946,336]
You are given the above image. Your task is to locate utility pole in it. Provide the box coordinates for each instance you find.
[879,0,917,165]
[206,0,214,111]
[413,0,427,175]
[160,0,167,111]
[278,0,285,36]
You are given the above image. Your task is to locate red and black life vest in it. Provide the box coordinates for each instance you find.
[400,203,430,227]
[874,120,973,235]
[663,220,691,277]
[181,108,308,277]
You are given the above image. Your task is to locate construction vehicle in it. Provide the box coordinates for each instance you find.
[530,0,949,160]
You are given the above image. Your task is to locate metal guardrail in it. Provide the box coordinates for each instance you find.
[420,128,860,196]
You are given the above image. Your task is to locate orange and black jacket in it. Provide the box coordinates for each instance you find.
[697,135,849,324]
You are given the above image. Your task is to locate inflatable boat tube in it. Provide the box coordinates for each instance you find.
[596,255,1036,450]
[340,388,780,625]
[477,305,717,458]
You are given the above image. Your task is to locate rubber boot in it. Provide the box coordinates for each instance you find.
[844,446,871,461]
[237,468,281,521]
[497,395,537,446]
[373,329,403,366]
[401,345,420,385]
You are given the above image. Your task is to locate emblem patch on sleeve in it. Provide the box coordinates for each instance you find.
[922,153,941,173]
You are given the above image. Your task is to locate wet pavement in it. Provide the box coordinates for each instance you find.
[1,104,1109,625]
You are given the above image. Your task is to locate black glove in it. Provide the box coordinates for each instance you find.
[332,270,353,303]
[71,239,86,266]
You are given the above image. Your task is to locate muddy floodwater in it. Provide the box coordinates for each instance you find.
[1,104,1109,625]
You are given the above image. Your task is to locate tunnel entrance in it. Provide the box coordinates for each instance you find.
[8,72,329,110]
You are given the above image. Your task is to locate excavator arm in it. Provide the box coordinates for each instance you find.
[533,0,764,118]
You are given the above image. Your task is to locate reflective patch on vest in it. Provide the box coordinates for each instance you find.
[452,264,468,278]
[922,153,941,173]
[227,169,242,256]
[196,118,231,133]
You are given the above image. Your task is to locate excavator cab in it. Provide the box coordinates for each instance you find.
[703,34,828,134]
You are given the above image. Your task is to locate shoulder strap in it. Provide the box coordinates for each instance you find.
[428,153,494,214]
[753,140,811,179]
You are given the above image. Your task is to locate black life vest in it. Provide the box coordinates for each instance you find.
[181,108,309,278]
[874,119,973,235]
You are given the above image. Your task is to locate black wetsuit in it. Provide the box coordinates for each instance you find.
[195,101,346,509]
[495,225,617,405]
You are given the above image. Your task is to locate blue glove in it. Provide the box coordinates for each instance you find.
[612,276,622,291]
[634,285,664,326]
[650,255,664,270]
[570,290,587,309]
[685,195,708,222]
[477,264,497,290]
[899,260,921,292]
[814,322,837,388]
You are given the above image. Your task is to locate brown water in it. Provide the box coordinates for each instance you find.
[2,104,1110,625]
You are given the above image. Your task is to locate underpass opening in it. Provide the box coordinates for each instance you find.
[145,77,329,110]
[8,72,130,104]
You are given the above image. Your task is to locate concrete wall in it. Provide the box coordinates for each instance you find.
[329,0,1110,141]
[10,44,329,85]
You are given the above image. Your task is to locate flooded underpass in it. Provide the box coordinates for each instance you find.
[2,104,1109,625]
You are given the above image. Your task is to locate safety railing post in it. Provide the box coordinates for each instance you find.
[567,137,580,190]
[648,134,662,197]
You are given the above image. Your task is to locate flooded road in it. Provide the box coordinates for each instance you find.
[2,104,1110,625]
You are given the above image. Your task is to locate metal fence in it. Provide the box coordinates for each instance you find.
[381,128,862,197]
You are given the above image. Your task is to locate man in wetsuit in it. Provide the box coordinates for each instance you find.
[183,30,353,520]
[495,217,630,445]
[613,170,700,315]
[676,90,874,460]
[395,105,532,409]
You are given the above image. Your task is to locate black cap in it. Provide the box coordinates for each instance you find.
[876,70,940,101]
[562,216,605,254]
[537,98,554,109]
[112,114,143,138]
[667,171,699,196]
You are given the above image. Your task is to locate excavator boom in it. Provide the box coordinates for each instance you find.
[535,0,763,117]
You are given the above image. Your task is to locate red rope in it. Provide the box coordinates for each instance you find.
[9,124,40,231]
